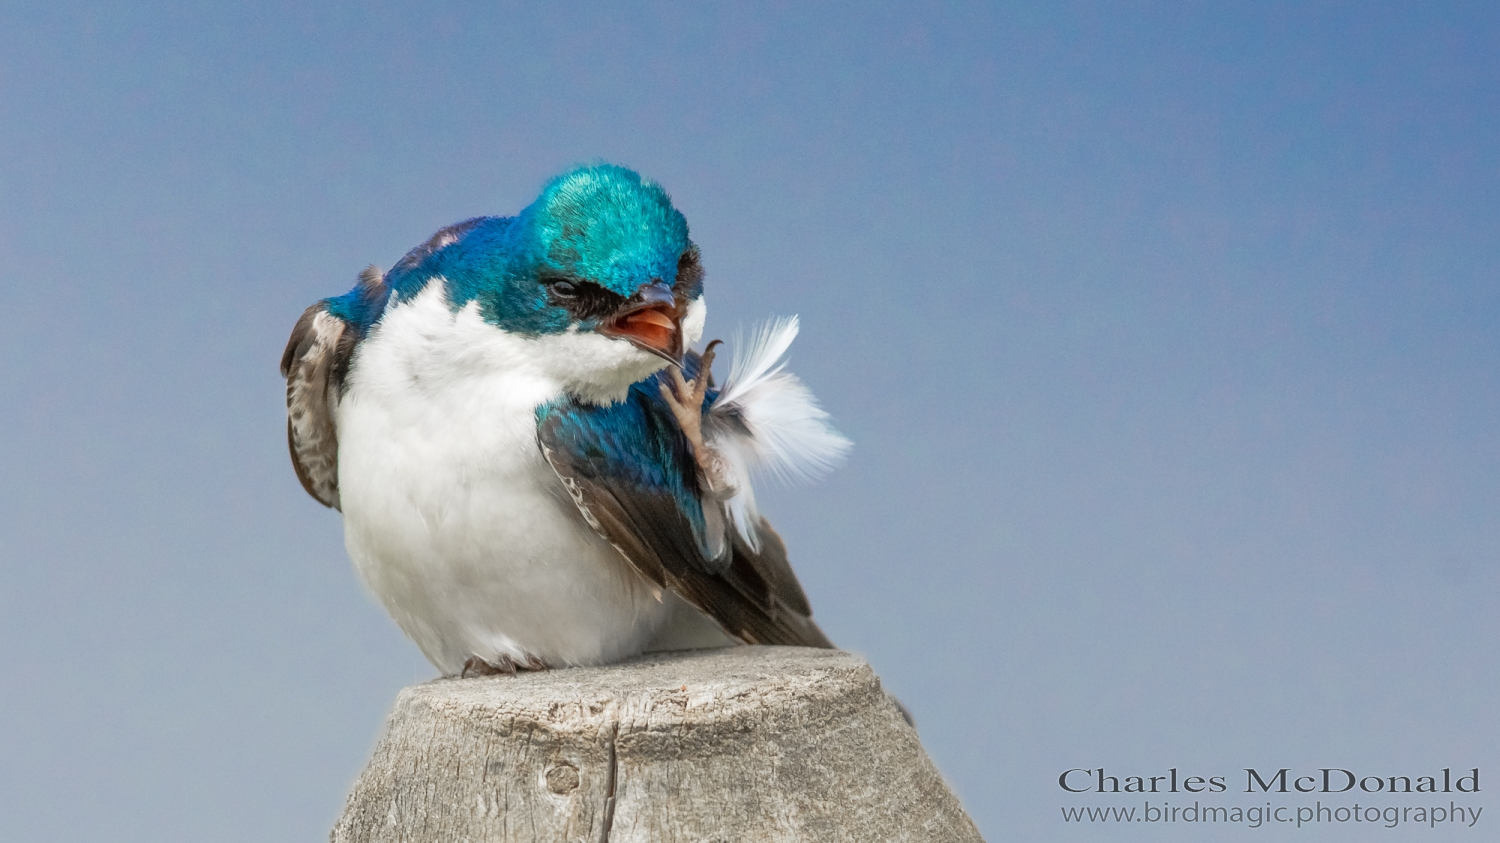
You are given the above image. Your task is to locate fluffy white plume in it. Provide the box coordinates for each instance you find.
[706,316,852,550]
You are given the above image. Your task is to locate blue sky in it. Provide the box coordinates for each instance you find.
[1,2,1496,840]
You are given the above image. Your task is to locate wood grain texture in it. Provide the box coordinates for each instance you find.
[332,647,982,842]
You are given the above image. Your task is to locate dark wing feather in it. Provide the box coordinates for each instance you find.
[681,516,833,647]
[538,372,834,649]
[281,302,357,509]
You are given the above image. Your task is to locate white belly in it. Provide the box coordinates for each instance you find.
[338,419,670,674]
[331,286,684,675]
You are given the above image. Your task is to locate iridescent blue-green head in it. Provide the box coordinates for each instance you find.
[523,165,691,299]
[512,164,704,362]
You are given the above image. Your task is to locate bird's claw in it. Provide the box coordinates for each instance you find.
[660,340,721,454]
[660,341,736,498]
[460,653,548,678]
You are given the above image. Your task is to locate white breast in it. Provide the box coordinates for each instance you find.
[332,281,689,674]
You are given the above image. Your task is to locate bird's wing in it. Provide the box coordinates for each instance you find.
[537,357,833,648]
[280,301,358,510]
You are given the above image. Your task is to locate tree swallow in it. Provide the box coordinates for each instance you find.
[281,164,851,677]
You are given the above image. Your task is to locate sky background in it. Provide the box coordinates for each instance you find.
[1,2,1497,840]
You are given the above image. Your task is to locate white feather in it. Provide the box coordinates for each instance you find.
[706,316,852,550]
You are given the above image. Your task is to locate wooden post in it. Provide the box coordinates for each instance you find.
[332,646,983,842]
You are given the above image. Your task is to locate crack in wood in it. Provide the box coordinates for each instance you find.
[597,722,619,843]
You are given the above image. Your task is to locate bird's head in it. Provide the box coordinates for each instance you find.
[426,164,704,402]
[519,164,702,360]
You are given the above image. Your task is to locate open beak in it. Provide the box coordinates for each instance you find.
[598,281,683,364]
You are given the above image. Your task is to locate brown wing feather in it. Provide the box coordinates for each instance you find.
[674,516,833,647]
[541,439,833,649]
[281,303,354,509]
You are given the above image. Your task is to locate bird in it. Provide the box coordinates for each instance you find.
[280,164,851,677]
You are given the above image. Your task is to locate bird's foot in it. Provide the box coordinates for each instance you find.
[460,653,549,678]
[660,341,736,498]
[660,339,721,453]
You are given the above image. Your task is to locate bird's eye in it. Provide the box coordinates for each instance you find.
[543,278,624,320]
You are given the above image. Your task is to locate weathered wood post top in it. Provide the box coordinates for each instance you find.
[333,646,983,842]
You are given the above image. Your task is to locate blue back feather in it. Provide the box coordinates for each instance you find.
[322,269,390,330]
